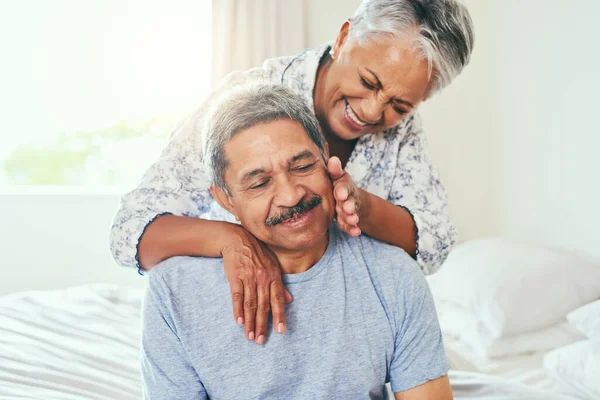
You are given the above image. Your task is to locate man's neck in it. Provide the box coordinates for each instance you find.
[271,231,329,275]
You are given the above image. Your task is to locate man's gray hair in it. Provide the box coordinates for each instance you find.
[350,0,475,97]
[202,84,326,193]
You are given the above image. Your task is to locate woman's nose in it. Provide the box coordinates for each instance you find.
[361,97,385,124]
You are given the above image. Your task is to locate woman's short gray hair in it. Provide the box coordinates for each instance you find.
[350,0,475,97]
[202,84,326,193]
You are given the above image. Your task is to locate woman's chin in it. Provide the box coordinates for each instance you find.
[326,114,358,140]
[331,120,367,141]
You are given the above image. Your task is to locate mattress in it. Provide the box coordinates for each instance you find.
[0,284,581,399]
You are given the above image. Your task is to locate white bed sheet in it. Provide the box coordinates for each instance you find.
[0,284,581,399]
[443,334,584,398]
[0,284,143,399]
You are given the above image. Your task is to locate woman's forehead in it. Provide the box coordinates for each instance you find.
[352,35,426,71]
[349,37,431,100]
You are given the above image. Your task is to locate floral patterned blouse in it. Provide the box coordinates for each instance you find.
[109,43,457,275]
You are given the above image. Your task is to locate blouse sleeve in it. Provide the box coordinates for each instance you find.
[388,114,458,275]
[109,68,269,271]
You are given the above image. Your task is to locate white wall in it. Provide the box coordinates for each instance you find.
[419,0,500,242]
[0,190,145,296]
[425,0,600,257]
[306,0,600,259]
[305,0,361,47]
[493,0,600,258]
[2,0,598,295]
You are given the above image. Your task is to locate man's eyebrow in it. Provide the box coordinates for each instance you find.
[365,68,415,109]
[240,168,266,184]
[239,150,316,183]
[291,150,316,163]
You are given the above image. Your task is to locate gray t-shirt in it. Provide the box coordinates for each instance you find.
[141,224,449,399]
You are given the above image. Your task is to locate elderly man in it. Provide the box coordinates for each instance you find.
[141,84,451,399]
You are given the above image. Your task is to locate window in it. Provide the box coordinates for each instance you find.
[0,0,211,189]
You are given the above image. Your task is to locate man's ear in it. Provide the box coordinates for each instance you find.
[209,185,239,221]
[331,20,351,59]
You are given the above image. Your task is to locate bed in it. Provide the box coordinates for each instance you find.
[0,285,143,399]
[443,334,579,399]
[0,284,584,399]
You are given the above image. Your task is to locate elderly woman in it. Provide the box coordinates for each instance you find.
[110,0,474,342]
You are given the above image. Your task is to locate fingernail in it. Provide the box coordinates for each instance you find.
[249,331,254,341]
[256,335,265,345]
[278,323,285,334]
[237,317,243,325]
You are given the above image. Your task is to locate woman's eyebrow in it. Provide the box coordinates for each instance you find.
[365,68,415,108]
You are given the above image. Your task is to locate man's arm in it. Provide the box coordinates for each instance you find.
[141,271,207,400]
[388,252,451,397]
[394,376,452,400]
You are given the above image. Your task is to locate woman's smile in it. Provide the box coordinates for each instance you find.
[343,99,370,132]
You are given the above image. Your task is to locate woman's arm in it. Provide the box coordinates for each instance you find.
[329,114,457,274]
[109,68,268,270]
[358,189,417,256]
[109,67,289,342]
[137,215,239,268]
[328,159,417,257]
[385,115,458,274]
[138,215,290,343]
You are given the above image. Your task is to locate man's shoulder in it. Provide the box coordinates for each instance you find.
[346,230,423,277]
[147,256,226,300]
[336,228,427,303]
[340,232,435,338]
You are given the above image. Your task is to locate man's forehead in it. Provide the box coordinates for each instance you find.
[222,119,321,181]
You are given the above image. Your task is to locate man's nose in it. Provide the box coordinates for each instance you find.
[273,176,306,208]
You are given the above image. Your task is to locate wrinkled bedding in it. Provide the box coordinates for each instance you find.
[0,285,143,399]
[0,285,578,399]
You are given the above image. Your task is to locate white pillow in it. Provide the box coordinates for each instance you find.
[428,238,600,338]
[435,299,584,358]
[567,299,600,338]
[544,339,600,400]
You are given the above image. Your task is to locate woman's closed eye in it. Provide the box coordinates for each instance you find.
[360,74,409,116]
[360,76,377,91]
[393,107,408,116]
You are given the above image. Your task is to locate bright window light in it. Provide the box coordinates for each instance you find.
[0,0,211,189]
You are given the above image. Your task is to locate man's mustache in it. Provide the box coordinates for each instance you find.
[265,195,322,227]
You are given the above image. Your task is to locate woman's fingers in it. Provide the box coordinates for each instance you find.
[334,183,350,202]
[330,160,362,231]
[284,288,293,303]
[327,156,344,180]
[223,229,292,344]
[342,198,356,214]
[348,226,362,236]
[336,198,359,225]
[243,278,257,341]
[344,213,359,225]
[337,219,362,237]
[254,277,270,345]
[229,278,245,326]
[270,280,287,335]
